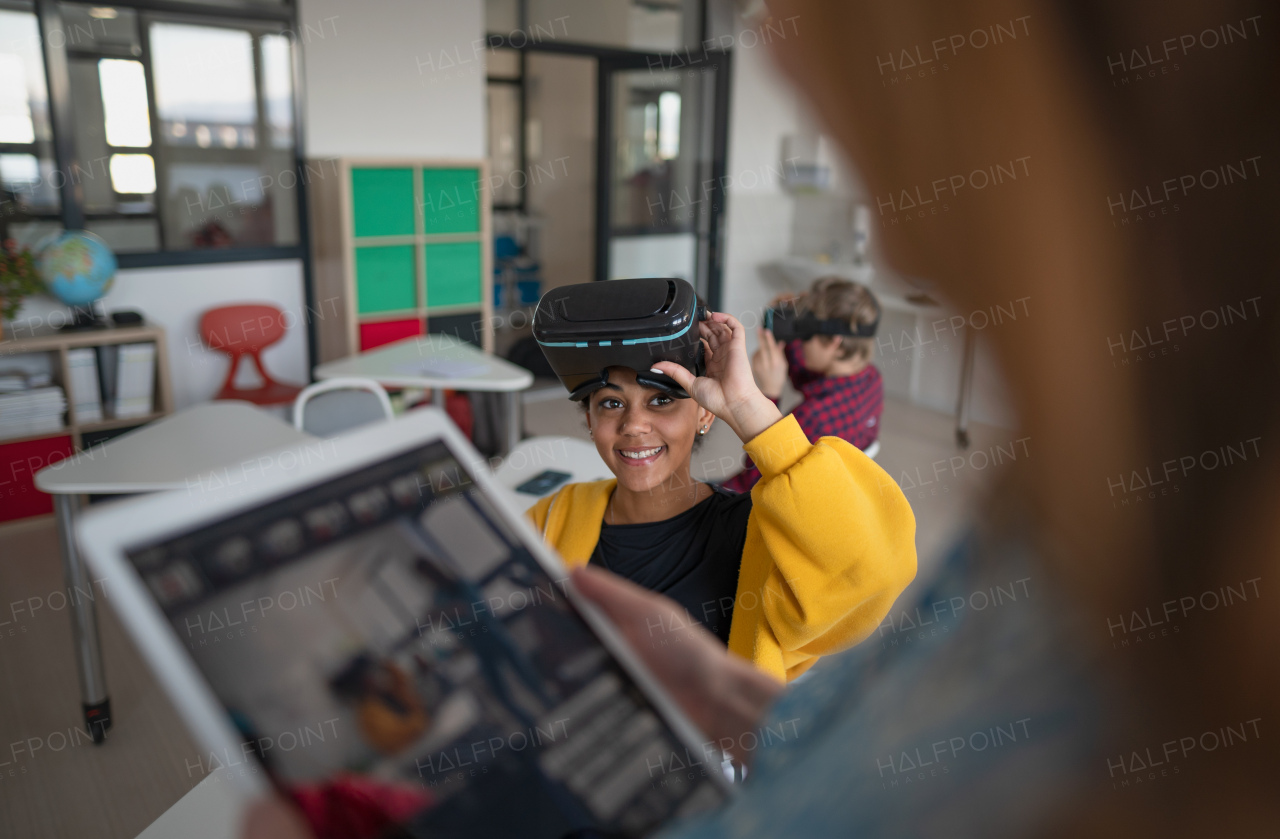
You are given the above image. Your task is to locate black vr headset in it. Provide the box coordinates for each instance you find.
[533,277,708,401]
[765,301,881,342]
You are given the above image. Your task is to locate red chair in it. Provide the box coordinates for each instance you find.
[201,304,304,406]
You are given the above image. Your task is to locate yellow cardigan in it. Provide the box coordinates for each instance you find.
[528,415,917,682]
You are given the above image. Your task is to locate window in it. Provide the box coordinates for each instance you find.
[485,1,731,299]
[611,70,694,233]
[0,1,304,264]
[146,20,298,250]
[0,7,61,248]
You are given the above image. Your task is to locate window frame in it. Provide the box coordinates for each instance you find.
[486,48,526,214]
[26,0,310,269]
[0,2,62,224]
[484,0,731,309]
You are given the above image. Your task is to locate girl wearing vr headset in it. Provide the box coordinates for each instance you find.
[527,307,916,684]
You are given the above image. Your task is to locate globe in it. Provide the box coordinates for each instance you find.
[37,230,117,310]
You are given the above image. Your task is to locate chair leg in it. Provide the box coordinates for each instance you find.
[215,352,242,397]
[249,350,276,388]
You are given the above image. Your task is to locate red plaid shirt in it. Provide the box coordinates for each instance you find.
[723,339,883,493]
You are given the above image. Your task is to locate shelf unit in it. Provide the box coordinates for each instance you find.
[0,325,173,523]
[309,158,494,364]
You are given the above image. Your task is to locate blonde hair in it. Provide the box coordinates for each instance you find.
[803,277,880,362]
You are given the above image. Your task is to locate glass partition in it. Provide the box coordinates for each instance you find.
[0,7,62,248]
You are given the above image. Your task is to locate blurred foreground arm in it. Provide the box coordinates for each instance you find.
[242,797,313,839]
[571,566,784,764]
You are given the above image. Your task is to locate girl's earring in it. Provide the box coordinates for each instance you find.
[699,426,708,436]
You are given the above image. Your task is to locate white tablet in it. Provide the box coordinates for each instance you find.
[77,409,731,838]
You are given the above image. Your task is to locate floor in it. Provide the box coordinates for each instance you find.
[0,518,204,838]
[0,394,1018,838]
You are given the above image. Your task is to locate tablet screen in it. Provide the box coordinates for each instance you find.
[126,440,727,839]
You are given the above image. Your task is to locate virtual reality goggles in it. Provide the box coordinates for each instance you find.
[533,277,708,401]
[765,303,880,342]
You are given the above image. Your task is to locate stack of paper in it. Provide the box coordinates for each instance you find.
[114,342,157,419]
[66,348,104,423]
[0,386,68,440]
[0,363,53,393]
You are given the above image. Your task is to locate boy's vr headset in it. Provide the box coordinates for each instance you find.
[765,303,880,342]
[533,277,708,401]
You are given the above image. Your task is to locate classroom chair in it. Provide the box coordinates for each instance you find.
[293,377,394,437]
[201,304,305,406]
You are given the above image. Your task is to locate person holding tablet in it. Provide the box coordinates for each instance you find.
[527,305,917,684]
[243,0,1274,834]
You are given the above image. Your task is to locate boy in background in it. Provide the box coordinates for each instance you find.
[723,277,883,493]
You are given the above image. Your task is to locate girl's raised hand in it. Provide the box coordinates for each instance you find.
[652,312,783,443]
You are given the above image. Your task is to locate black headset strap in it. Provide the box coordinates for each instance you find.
[568,373,609,402]
[807,316,880,338]
[568,369,692,401]
[634,371,691,399]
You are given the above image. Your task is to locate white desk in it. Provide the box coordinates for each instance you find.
[493,435,613,511]
[34,401,315,742]
[313,335,533,454]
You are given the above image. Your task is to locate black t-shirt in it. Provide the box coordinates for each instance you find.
[590,486,752,644]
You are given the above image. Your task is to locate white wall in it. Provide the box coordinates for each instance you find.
[299,0,485,159]
[717,38,801,334]
[524,52,596,291]
[716,24,1017,429]
[10,261,310,410]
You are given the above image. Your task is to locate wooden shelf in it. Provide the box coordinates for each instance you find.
[309,158,494,363]
[0,324,164,354]
[0,324,175,523]
[0,325,174,453]
[356,309,424,323]
[78,412,166,434]
[0,427,72,446]
[427,302,492,314]
[0,412,159,447]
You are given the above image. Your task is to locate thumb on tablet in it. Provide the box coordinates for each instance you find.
[241,797,314,839]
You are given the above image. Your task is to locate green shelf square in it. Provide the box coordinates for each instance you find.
[355,245,417,313]
[421,168,481,234]
[351,168,415,237]
[425,242,482,308]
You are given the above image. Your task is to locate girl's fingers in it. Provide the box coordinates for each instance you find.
[651,361,697,393]
[710,311,746,344]
[715,319,736,344]
[699,321,725,353]
[708,310,741,329]
[705,327,722,352]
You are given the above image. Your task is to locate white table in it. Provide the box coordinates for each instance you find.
[34,401,315,742]
[493,435,613,511]
[313,334,534,454]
